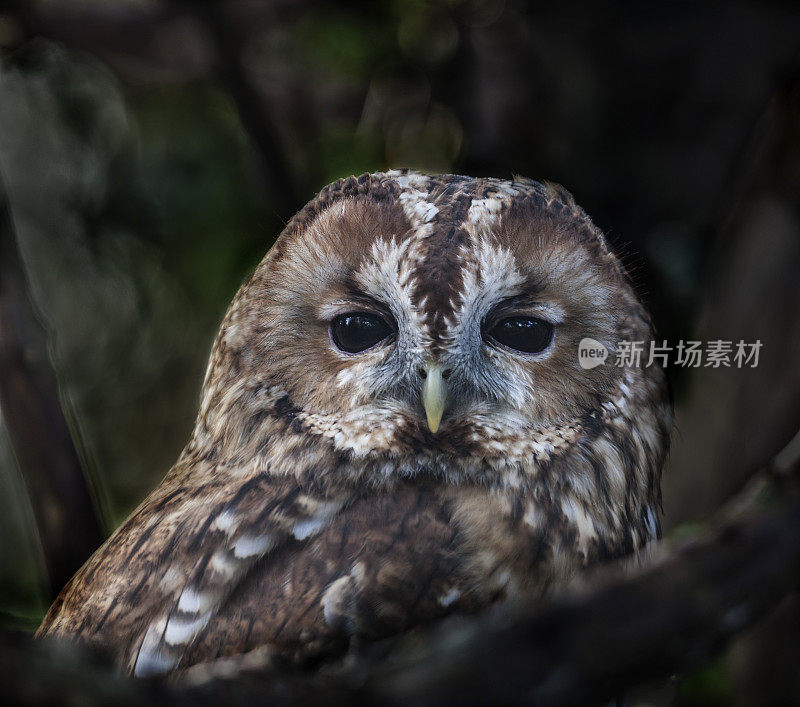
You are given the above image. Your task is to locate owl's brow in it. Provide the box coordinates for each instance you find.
[488,291,547,311]
[329,290,395,317]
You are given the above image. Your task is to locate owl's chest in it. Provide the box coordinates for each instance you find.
[183,482,580,667]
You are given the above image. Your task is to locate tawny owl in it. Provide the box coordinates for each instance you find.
[37,171,672,678]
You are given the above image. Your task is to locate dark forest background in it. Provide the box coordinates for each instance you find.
[1,1,799,704]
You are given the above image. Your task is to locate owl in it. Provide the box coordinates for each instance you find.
[37,171,672,678]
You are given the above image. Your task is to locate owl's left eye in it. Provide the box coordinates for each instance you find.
[330,313,393,353]
[484,316,554,354]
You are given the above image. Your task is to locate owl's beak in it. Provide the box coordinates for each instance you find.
[421,362,447,433]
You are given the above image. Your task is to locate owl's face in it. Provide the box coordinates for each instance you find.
[199,172,659,474]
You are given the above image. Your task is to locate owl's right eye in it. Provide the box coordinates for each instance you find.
[330,313,393,353]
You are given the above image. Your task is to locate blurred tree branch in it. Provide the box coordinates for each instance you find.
[0,179,105,598]
[6,0,307,219]
[191,0,302,218]
[663,70,800,526]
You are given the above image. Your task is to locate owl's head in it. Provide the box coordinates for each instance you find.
[195,171,668,478]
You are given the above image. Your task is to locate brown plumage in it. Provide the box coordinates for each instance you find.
[37,171,672,677]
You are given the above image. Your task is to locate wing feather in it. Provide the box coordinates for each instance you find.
[131,476,349,675]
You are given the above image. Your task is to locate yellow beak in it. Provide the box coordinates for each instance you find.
[421,362,447,433]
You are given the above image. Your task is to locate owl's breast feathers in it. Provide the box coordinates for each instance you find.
[37,422,657,677]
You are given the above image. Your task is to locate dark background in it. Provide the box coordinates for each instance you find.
[1,1,799,703]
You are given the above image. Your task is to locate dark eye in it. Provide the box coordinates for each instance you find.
[485,317,554,354]
[330,313,393,353]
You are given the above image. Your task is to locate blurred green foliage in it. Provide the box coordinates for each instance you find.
[676,659,735,707]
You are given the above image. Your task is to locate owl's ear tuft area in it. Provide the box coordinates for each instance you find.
[540,181,580,212]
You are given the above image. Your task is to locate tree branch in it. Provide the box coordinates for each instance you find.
[0,179,105,598]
